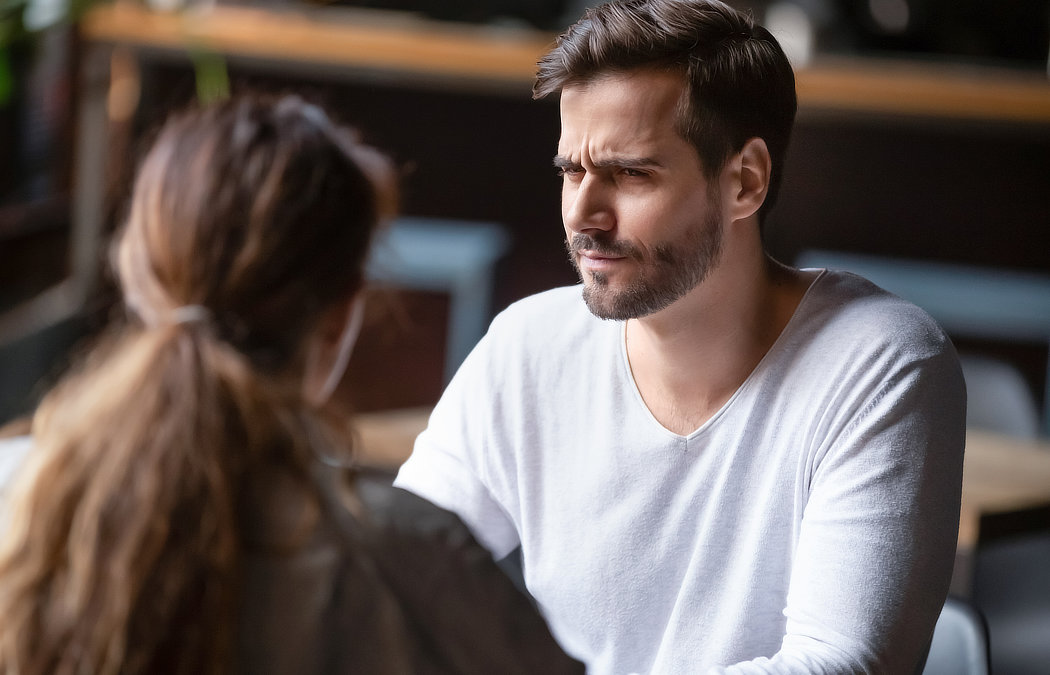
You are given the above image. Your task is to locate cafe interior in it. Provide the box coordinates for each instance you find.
[1,0,1048,672]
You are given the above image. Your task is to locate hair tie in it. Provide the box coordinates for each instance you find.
[168,305,212,326]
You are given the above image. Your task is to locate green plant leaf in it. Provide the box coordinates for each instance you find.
[0,46,12,106]
[190,46,229,104]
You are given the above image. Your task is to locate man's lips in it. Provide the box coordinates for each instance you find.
[577,250,626,271]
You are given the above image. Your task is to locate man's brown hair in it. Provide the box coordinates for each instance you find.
[535,0,797,223]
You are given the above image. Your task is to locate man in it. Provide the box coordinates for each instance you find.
[395,1,966,672]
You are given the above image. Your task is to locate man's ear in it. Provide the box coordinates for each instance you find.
[728,137,771,222]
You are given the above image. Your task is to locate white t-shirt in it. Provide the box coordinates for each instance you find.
[395,270,966,674]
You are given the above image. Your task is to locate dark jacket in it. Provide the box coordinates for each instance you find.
[238,463,584,674]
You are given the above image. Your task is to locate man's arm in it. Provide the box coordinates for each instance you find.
[394,328,521,560]
[714,348,966,674]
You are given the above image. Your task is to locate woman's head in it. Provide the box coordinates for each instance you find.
[117,94,394,379]
[0,95,397,675]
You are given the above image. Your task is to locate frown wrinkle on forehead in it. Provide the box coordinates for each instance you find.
[557,69,696,171]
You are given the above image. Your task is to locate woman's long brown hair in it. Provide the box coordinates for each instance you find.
[0,95,395,674]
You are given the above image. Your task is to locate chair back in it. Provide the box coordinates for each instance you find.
[960,353,1041,439]
[922,596,991,675]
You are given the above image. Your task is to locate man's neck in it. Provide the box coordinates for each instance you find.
[625,247,814,436]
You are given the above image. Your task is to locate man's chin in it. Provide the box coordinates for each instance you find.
[582,277,688,321]
[582,284,629,321]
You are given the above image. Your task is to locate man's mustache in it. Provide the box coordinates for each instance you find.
[567,233,641,261]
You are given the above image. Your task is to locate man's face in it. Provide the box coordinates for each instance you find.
[557,69,724,321]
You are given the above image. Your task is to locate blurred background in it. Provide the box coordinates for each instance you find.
[1,0,1049,672]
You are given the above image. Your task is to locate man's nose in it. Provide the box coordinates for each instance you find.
[564,175,614,234]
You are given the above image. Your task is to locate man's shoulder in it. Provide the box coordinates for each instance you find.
[805,269,951,351]
[770,270,961,397]
[498,285,585,319]
[488,285,594,338]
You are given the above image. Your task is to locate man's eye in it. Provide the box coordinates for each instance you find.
[557,167,583,178]
[622,168,648,178]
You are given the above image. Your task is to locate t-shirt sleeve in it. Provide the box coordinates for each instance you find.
[711,332,967,673]
[394,329,521,560]
[0,435,34,530]
[0,435,33,492]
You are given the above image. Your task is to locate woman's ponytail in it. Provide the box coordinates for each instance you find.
[0,318,314,674]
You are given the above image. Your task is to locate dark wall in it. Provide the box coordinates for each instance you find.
[134,61,576,313]
[111,59,1050,410]
[765,111,1050,406]
[140,60,1050,298]
[127,61,576,410]
[767,111,1050,271]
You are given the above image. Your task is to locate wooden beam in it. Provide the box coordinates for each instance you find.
[80,3,1050,121]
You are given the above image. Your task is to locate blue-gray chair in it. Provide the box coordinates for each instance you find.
[923,596,991,675]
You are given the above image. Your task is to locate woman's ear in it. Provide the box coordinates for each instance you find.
[303,292,367,407]
[728,137,771,223]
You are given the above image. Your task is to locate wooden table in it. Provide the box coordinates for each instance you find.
[959,429,1050,551]
[955,429,1050,595]
[356,408,1050,594]
[355,406,432,471]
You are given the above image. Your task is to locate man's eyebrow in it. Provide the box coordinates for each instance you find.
[552,155,663,170]
[596,156,664,170]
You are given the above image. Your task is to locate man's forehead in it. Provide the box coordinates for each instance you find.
[560,70,685,126]
[557,71,689,160]
[555,136,668,164]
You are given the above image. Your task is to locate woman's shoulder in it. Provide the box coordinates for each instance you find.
[355,469,477,541]
[352,469,585,674]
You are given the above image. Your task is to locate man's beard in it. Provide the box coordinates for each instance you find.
[566,205,724,321]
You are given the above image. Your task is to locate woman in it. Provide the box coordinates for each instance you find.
[0,95,581,674]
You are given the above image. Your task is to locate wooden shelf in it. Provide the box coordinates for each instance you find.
[81,2,1050,120]
[797,57,1050,124]
[79,2,554,91]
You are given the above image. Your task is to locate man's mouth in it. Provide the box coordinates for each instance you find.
[577,250,626,272]
[578,248,623,259]
[570,234,635,257]
[567,234,640,278]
